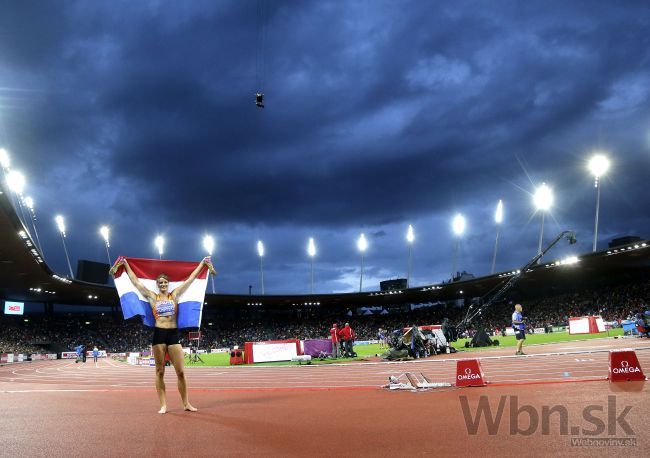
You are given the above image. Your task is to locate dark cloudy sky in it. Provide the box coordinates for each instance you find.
[1,1,649,295]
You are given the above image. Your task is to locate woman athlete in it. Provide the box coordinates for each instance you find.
[118,256,214,414]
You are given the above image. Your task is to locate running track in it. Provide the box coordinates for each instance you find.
[2,337,649,391]
[1,337,649,457]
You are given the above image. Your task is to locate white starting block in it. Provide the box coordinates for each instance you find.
[291,355,312,364]
[384,372,452,391]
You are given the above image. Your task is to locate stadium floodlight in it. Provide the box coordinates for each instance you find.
[6,169,32,230]
[99,226,111,265]
[0,149,10,209]
[6,170,25,195]
[588,154,610,179]
[357,233,368,292]
[203,235,215,255]
[491,200,503,274]
[55,215,66,236]
[588,154,610,252]
[534,183,553,255]
[23,196,44,256]
[452,214,466,236]
[357,233,368,252]
[203,235,216,293]
[0,148,9,169]
[561,255,579,265]
[55,215,74,278]
[6,170,31,228]
[406,225,414,287]
[495,199,503,224]
[307,237,316,294]
[154,235,165,259]
[451,214,465,280]
[257,240,265,295]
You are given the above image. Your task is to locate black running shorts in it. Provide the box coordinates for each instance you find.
[515,330,526,340]
[152,327,180,346]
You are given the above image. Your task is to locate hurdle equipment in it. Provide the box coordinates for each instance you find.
[455,359,487,387]
[383,373,452,390]
[608,350,647,382]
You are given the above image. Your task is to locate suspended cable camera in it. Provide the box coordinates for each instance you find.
[255,92,265,109]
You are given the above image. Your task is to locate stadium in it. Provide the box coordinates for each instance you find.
[2,3,650,456]
[2,155,650,455]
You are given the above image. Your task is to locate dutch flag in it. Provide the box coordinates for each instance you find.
[112,257,209,328]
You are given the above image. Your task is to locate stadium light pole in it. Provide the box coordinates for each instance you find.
[55,215,74,278]
[23,196,44,257]
[491,200,503,274]
[451,214,465,281]
[588,154,610,252]
[155,235,165,260]
[406,225,414,287]
[357,233,368,292]
[99,226,112,265]
[307,237,316,294]
[203,235,216,293]
[257,240,265,295]
[534,183,553,255]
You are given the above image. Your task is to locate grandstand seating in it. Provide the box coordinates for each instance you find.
[1,281,648,354]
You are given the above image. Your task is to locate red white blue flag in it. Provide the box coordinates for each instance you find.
[112,257,209,328]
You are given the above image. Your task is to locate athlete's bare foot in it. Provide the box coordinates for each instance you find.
[158,406,167,414]
[184,404,198,412]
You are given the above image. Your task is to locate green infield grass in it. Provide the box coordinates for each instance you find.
[452,327,623,352]
[181,328,624,367]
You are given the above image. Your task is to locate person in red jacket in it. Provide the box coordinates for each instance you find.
[329,324,340,358]
[338,322,356,357]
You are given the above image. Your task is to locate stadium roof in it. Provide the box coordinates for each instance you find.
[1,182,649,311]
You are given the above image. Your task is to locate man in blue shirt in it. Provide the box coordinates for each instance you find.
[512,304,526,355]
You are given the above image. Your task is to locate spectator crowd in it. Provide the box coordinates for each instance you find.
[1,281,648,355]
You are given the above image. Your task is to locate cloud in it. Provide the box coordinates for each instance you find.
[1,1,649,294]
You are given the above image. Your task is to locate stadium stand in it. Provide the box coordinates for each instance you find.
[1,281,648,354]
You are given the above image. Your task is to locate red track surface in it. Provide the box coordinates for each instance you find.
[2,337,649,456]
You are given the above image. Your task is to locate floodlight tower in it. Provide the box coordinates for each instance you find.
[99,226,112,265]
[155,235,165,260]
[55,215,74,278]
[406,225,414,287]
[357,233,368,292]
[588,154,610,252]
[307,237,316,294]
[203,235,216,293]
[257,240,265,295]
[491,200,503,274]
[451,214,465,281]
[533,183,553,255]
